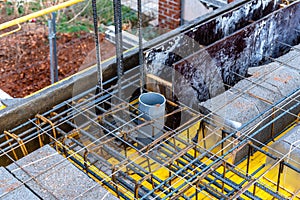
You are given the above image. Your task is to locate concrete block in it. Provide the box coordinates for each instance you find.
[240,66,300,102]
[7,145,118,200]
[200,49,300,163]
[277,43,300,63]
[203,61,300,125]
[0,167,39,200]
[105,26,147,50]
[247,62,280,76]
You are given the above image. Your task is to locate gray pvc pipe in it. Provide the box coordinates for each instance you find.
[138,92,166,140]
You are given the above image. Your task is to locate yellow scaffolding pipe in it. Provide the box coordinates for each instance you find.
[0,0,84,31]
[0,23,21,38]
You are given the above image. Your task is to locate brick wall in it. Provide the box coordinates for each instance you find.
[158,0,181,30]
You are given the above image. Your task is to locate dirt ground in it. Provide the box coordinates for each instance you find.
[0,23,116,98]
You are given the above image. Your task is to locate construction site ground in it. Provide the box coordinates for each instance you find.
[0,22,116,98]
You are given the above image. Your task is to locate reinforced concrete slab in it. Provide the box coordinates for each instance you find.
[0,167,39,200]
[7,145,118,200]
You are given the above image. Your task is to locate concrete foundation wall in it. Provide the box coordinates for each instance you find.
[145,0,283,105]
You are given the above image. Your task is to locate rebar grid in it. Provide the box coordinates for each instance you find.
[0,61,300,199]
[1,43,299,198]
[1,1,300,198]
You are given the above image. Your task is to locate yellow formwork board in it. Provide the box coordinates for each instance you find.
[232,122,300,200]
[59,121,300,199]
[102,123,229,200]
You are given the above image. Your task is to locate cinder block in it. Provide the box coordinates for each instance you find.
[0,167,39,200]
[7,145,118,200]
[201,49,300,163]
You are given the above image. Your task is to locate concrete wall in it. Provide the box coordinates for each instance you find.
[146,1,298,106]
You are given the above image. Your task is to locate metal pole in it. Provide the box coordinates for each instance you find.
[48,17,53,83]
[180,0,184,25]
[138,0,144,94]
[48,12,58,84]
[113,0,124,97]
[52,13,58,83]
[91,0,102,89]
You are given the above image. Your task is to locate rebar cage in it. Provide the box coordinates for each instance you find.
[1,63,300,199]
[1,0,300,199]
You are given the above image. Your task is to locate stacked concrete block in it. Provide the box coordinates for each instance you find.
[7,145,118,200]
[200,45,300,162]
[0,167,39,200]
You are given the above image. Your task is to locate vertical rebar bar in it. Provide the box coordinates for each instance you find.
[134,180,141,198]
[146,158,155,190]
[113,0,124,97]
[196,179,200,200]
[4,133,18,160]
[123,131,129,174]
[246,144,252,175]
[221,130,225,156]
[271,108,275,140]
[112,165,120,198]
[222,163,226,193]
[277,160,284,192]
[180,0,184,25]
[92,0,103,90]
[48,12,58,84]
[84,149,89,173]
[52,13,58,82]
[187,128,190,142]
[201,121,206,149]
[138,0,144,94]
[252,182,257,196]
